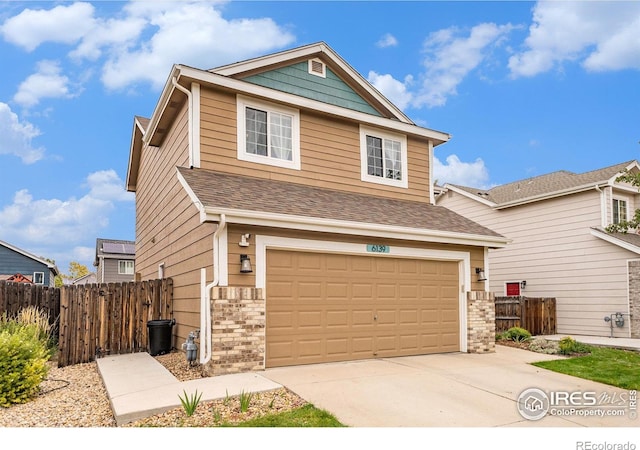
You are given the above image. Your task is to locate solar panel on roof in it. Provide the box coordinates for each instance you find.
[102,242,135,254]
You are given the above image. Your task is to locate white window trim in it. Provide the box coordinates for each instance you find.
[255,234,470,353]
[33,272,44,285]
[612,196,629,225]
[118,260,135,275]
[237,95,301,170]
[359,125,408,188]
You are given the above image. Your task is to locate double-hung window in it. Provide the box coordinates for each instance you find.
[360,125,408,188]
[613,198,628,224]
[118,260,134,275]
[237,96,300,170]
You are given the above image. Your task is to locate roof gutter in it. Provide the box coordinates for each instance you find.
[201,206,509,249]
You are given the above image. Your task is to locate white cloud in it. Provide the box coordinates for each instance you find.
[0,170,133,248]
[0,102,45,163]
[367,71,413,110]
[376,33,398,48]
[100,2,296,90]
[509,2,640,77]
[13,60,76,108]
[0,2,96,51]
[414,23,515,108]
[433,154,490,188]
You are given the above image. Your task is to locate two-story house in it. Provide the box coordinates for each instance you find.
[436,160,640,339]
[0,239,59,286]
[125,42,508,375]
[94,238,136,283]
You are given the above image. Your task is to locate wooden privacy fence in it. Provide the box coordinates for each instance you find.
[58,279,173,367]
[495,296,556,335]
[0,281,60,332]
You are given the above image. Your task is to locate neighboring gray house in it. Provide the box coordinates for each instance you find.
[94,238,136,283]
[71,272,97,285]
[0,240,59,287]
[436,160,640,339]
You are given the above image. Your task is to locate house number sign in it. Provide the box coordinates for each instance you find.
[366,244,390,253]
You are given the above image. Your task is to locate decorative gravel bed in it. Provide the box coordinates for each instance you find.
[0,351,306,428]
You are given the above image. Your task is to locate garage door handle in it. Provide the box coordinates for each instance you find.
[374,315,378,321]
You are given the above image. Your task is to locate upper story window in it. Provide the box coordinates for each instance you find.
[33,272,44,285]
[237,96,300,170]
[359,125,408,188]
[613,198,628,224]
[118,260,134,275]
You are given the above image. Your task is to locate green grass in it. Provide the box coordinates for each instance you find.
[221,404,346,427]
[532,346,640,390]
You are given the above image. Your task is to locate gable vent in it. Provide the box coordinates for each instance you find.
[308,58,326,78]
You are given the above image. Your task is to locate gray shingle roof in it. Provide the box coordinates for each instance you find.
[450,160,635,206]
[177,167,504,240]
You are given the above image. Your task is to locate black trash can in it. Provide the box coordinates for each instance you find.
[147,319,175,356]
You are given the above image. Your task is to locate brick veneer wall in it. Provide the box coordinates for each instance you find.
[203,287,265,376]
[627,260,640,338]
[467,290,496,353]
[202,287,496,375]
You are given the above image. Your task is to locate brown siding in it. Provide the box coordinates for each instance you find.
[135,103,216,345]
[198,87,432,203]
[226,224,486,291]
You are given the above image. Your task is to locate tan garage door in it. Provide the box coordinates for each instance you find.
[266,250,460,368]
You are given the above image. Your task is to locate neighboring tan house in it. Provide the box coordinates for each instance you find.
[436,160,640,339]
[93,238,136,283]
[0,240,59,287]
[125,42,508,375]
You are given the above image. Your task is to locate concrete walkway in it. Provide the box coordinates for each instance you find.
[96,352,282,426]
[539,334,640,351]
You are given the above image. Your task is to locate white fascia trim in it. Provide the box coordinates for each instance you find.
[202,206,508,248]
[175,66,450,145]
[255,234,470,353]
[144,65,180,145]
[442,184,496,208]
[191,82,201,168]
[494,183,605,210]
[176,168,207,222]
[607,161,640,185]
[590,228,640,255]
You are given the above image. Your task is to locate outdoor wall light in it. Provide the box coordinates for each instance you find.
[475,267,487,282]
[240,254,253,273]
[520,280,527,290]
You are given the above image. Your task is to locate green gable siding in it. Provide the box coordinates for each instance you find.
[243,62,382,117]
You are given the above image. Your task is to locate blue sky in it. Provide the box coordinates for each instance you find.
[1,1,639,277]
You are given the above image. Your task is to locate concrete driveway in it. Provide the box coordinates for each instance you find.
[262,346,638,427]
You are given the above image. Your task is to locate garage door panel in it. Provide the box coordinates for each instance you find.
[266,250,460,367]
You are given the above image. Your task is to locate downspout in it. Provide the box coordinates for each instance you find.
[201,214,226,365]
[171,77,194,168]
[595,184,606,228]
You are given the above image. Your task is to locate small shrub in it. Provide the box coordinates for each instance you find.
[495,331,509,341]
[178,389,202,416]
[505,327,532,342]
[0,325,50,407]
[559,336,592,355]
